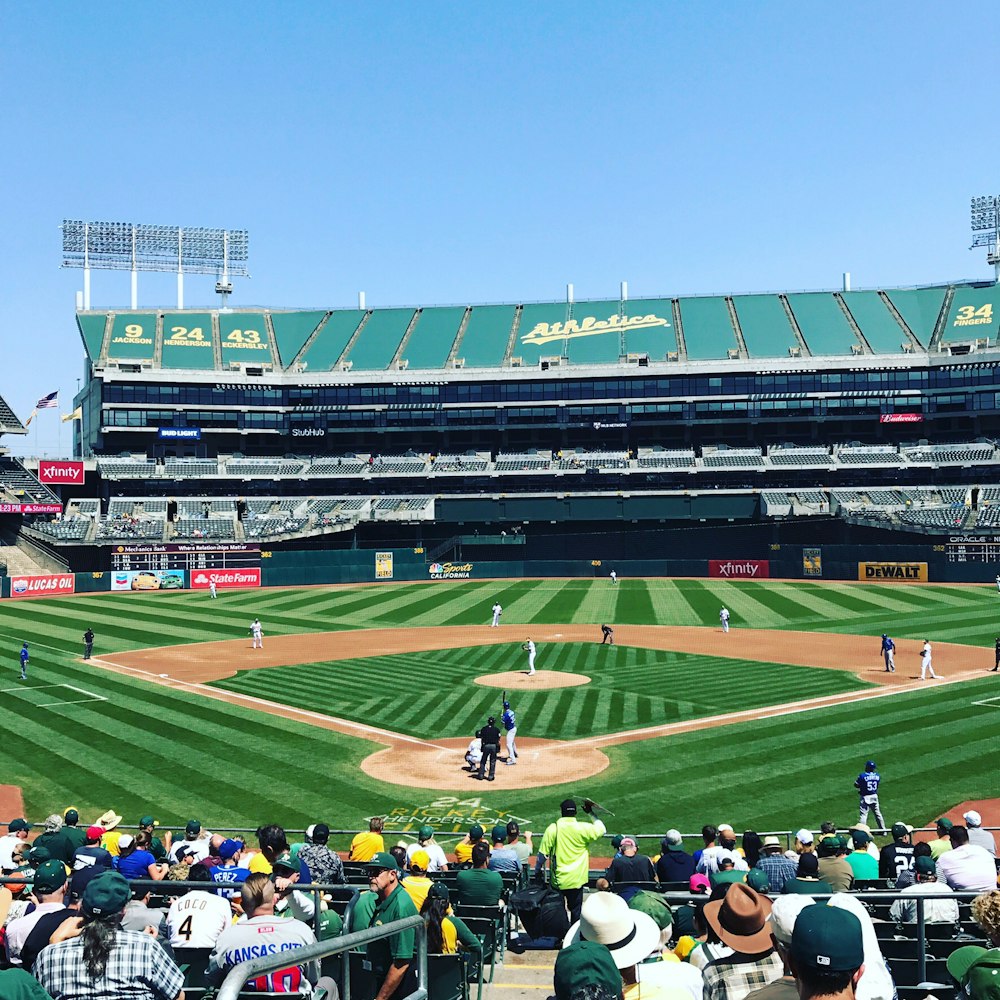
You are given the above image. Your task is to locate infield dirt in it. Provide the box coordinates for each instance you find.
[100,625,991,791]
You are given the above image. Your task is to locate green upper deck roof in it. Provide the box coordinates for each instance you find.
[75,282,990,372]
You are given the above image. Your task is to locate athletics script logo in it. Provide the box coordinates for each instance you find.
[521,312,670,347]
[387,796,531,832]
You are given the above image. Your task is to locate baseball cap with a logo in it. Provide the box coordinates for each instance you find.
[892,822,913,839]
[469,824,484,841]
[33,859,68,895]
[964,951,1000,1000]
[792,903,864,971]
[185,819,201,838]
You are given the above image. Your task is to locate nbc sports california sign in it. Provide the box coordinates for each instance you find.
[429,562,473,580]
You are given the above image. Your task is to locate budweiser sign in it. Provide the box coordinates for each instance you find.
[879,413,923,423]
[190,568,261,589]
[38,460,85,484]
[709,559,770,579]
[9,574,76,599]
[0,503,62,514]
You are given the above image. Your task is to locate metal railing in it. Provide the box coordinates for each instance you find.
[216,914,427,1000]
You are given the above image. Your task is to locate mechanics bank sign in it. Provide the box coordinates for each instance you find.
[429,562,474,580]
[709,559,770,579]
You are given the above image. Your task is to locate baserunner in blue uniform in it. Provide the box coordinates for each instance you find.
[880,634,895,673]
[19,642,29,681]
[855,759,885,830]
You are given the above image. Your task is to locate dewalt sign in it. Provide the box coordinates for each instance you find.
[858,562,928,582]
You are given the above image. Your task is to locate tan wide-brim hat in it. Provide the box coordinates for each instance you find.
[704,882,773,953]
[95,810,123,830]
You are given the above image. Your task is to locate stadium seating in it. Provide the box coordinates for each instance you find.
[836,446,903,466]
[0,391,25,433]
[785,293,864,356]
[172,517,235,539]
[96,517,164,540]
[368,456,428,475]
[372,497,435,518]
[761,491,793,515]
[307,458,368,476]
[903,442,995,464]
[98,457,157,479]
[70,499,101,517]
[164,459,220,478]
[701,448,764,469]
[555,450,629,470]
[226,459,307,477]
[974,505,1000,527]
[494,454,551,472]
[767,447,833,467]
[637,450,696,469]
[31,516,91,541]
[431,455,490,473]
[794,490,828,506]
[897,508,970,530]
[866,490,906,506]
[245,516,307,538]
[677,296,739,360]
[177,499,237,516]
[0,457,58,503]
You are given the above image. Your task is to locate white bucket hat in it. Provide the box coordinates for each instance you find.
[563,891,661,969]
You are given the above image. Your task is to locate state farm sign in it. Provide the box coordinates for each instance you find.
[38,460,85,485]
[190,568,261,590]
[708,559,770,579]
[9,574,76,599]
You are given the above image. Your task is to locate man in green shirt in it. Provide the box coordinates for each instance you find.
[60,809,87,857]
[455,843,504,906]
[536,798,607,923]
[366,851,419,1000]
[138,816,170,861]
[31,816,73,867]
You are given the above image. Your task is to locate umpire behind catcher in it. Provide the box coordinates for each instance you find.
[477,717,502,782]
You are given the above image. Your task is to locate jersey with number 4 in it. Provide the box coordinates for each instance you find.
[167,889,233,948]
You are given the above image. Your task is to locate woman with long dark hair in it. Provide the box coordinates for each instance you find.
[741,830,763,869]
[420,881,482,974]
[34,871,184,1000]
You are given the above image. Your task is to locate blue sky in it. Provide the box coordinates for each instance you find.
[2,1,997,456]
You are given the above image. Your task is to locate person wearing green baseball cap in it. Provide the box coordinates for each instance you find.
[928,818,954,860]
[365,851,419,1000]
[138,816,169,862]
[404,823,448,873]
[34,870,184,1000]
[789,903,865,1000]
[962,950,1000,1000]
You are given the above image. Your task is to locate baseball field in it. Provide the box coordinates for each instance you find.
[0,577,997,842]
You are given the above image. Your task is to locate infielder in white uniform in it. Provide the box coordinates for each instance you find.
[523,637,536,675]
[610,570,617,585]
[491,602,502,627]
[720,607,730,633]
[250,617,263,649]
[995,575,1000,593]
[920,639,939,679]
[209,580,217,599]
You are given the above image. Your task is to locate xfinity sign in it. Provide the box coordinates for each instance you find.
[38,460,85,484]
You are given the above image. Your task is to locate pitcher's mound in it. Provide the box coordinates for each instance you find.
[474,670,591,690]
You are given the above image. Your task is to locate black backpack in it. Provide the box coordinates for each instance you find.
[508,884,570,939]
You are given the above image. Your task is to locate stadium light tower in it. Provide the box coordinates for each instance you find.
[970,195,1000,282]
[61,220,249,309]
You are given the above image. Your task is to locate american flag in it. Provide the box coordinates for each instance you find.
[35,391,58,409]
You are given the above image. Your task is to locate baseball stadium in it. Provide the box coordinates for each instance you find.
[2,225,1000,997]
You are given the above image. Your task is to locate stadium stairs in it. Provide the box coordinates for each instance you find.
[488,949,556,997]
[0,536,64,576]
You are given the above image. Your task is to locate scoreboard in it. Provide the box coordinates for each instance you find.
[945,536,1000,563]
[111,543,261,572]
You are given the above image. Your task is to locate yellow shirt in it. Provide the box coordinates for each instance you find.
[441,917,459,954]
[349,831,384,862]
[102,830,122,857]
[248,852,273,874]
[403,875,433,914]
[454,841,480,866]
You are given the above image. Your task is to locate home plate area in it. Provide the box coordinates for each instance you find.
[1,683,107,708]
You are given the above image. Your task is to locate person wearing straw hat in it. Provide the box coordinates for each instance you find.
[561,890,665,998]
[702,883,783,1000]
[94,810,124,857]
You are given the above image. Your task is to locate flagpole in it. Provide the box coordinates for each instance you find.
[57,388,62,458]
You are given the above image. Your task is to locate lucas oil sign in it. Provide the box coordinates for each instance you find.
[858,562,928,582]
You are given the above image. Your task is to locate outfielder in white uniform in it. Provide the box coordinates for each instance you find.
[920,640,939,679]
[491,602,502,627]
[250,618,263,649]
[720,607,730,633]
[523,638,536,675]
[995,575,1000,594]
[209,580,217,599]
[610,570,617,585]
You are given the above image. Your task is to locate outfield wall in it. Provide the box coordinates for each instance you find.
[1,540,996,596]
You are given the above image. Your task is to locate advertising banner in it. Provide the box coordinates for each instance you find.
[879,413,923,424]
[9,574,76,599]
[803,548,822,577]
[111,570,186,591]
[190,568,261,589]
[0,503,63,514]
[428,561,474,580]
[38,460,85,485]
[708,559,770,579]
[375,552,394,579]
[158,427,201,440]
[858,562,928,582]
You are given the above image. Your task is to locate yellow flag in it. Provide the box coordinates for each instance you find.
[61,407,82,423]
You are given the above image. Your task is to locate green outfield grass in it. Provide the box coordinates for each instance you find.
[210,643,872,741]
[0,578,997,838]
